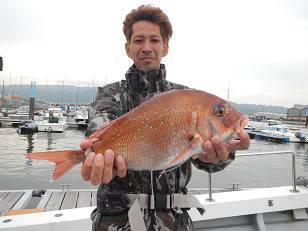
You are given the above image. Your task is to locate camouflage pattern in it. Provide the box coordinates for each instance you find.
[88,64,234,230]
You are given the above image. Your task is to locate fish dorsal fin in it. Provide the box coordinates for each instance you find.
[89,122,113,139]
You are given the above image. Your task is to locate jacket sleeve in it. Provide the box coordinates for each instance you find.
[191,151,235,173]
[86,83,124,136]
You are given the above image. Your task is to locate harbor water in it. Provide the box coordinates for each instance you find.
[0,123,308,191]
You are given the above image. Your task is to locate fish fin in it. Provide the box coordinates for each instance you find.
[26,150,84,180]
[187,112,198,140]
[160,133,204,176]
[89,122,112,139]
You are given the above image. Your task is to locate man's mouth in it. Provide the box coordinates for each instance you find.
[140,57,154,61]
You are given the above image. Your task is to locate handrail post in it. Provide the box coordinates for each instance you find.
[206,173,215,202]
[236,151,300,193]
[290,152,300,193]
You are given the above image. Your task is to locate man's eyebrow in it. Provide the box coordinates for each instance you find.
[132,35,144,39]
[150,35,161,39]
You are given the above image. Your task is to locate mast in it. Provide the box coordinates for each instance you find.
[19,76,22,106]
[1,80,4,108]
[61,77,65,108]
[1,57,4,108]
[227,82,230,102]
[75,81,79,110]
[92,77,95,102]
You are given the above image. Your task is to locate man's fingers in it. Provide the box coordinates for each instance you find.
[228,130,250,150]
[211,136,229,161]
[116,155,127,178]
[81,152,96,181]
[202,140,219,164]
[239,130,250,150]
[80,138,96,150]
[90,153,104,186]
[102,150,115,184]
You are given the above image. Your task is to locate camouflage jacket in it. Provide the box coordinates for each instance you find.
[88,64,235,231]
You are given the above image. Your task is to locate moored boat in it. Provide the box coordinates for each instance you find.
[36,108,67,133]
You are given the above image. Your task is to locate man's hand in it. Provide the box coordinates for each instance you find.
[197,130,250,164]
[80,139,127,186]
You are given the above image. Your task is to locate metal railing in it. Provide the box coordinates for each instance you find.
[206,151,299,202]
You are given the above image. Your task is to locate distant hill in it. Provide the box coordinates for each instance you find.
[231,102,287,115]
[1,84,97,104]
[1,84,288,114]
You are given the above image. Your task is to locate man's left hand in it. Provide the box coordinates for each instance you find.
[197,130,250,164]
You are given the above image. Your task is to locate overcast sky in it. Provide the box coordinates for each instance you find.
[0,0,308,107]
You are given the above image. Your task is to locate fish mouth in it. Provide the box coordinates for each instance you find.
[237,115,249,132]
[207,115,249,142]
[224,115,249,141]
[222,131,240,142]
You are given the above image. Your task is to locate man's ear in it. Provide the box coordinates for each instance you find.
[163,41,169,57]
[125,42,131,58]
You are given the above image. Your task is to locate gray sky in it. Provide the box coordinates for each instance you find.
[0,0,308,107]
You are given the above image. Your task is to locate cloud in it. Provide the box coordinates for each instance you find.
[0,0,308,108]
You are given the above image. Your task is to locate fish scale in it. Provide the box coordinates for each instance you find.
[26,89,247,180]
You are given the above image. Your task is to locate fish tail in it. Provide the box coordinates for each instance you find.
[26,150,85,180]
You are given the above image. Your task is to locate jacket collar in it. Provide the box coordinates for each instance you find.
[125,64,166,93]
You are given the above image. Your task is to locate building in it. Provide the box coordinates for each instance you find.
[253,112,287,121]
[287,104,308,121]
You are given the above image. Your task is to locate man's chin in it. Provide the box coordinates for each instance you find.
[136,62,160,71]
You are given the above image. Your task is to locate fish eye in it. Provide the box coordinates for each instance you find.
[214,106,226,117]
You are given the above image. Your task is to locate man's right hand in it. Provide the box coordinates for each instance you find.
[80,139,127,186]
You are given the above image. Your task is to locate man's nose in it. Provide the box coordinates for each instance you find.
[141,40,152,53]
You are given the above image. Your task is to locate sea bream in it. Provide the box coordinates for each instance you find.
[27,89,248,180]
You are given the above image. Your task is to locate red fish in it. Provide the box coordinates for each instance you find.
[27,89,248,180]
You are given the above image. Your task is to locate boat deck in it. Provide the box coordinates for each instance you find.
[0,189,97,216]
[1,186,308,231]
[0,188,233,217]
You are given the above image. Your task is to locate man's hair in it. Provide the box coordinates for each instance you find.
[123,5,173,42]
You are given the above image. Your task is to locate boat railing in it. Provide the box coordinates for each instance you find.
[206,151,299,202]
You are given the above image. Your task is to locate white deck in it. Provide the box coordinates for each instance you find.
[1,186,308,231]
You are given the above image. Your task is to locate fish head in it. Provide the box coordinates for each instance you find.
[201,97,248,142]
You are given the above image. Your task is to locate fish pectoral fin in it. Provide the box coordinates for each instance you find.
[161,133,205,174]
[186,112,198,140]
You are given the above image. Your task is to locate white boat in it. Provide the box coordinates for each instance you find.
[74,111,88,123]
[255,124,307,143]
[36,107,67,132]
[74,110,88,130]
[7,106,30,121]
[1,151,308,230]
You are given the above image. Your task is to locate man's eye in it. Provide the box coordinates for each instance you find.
[133,39,143,43]
[151,39,160,43]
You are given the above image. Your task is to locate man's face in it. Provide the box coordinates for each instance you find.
[125,20,169,70]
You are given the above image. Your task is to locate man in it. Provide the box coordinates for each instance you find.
[80,5,250,230]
